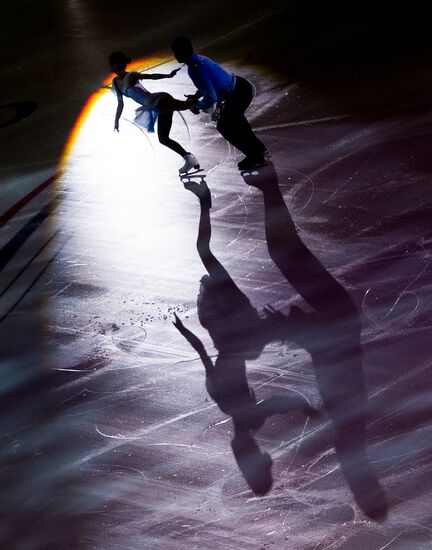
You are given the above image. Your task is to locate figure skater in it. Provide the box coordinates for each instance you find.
[109,51,200,174]
[171,37,268,171]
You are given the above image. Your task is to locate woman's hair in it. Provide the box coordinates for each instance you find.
[197,275,257,330]
[197,274,264,356]
[109,52,131,70]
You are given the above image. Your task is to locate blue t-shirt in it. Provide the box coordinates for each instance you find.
[187,53,236,110]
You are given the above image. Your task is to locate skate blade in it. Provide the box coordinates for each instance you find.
[180,166,203,176]
[239,162,267,173]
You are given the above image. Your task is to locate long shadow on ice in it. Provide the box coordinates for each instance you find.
[241,162,388,520]
[174,174,317,497]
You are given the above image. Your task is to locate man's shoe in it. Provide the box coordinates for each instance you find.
[238,155,266,171]
[259,143,270,155]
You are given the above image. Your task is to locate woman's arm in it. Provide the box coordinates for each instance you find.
[129,68,180,86]
[112,78,123,132]
[114,97,124,132]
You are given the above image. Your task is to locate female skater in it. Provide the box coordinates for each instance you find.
[109,51,200,174]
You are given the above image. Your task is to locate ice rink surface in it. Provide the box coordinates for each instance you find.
[1,2,432,548]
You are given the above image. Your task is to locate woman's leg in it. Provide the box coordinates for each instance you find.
[157,95,189,113]
[157,111,188,157]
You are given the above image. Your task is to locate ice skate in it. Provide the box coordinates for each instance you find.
[237,155,266,171]
[179,153,200,175]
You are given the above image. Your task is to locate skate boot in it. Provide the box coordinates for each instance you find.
[179,153,200,175]
[237,154,266,171]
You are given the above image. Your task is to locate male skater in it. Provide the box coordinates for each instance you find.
[171,37,267,171]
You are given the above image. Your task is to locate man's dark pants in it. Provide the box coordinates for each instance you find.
[217,76,266,159]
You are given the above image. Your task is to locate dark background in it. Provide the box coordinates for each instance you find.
[1,0,431,176]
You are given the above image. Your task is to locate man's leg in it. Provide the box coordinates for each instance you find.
[217,77,266,160]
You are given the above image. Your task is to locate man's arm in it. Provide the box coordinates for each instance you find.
[188,63,217,111]
[194,69,217,110]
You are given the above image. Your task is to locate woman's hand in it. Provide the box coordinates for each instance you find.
[172,312,184,330]
[189,104,200,115]
[169,68,181,78]
[185,98,200,115]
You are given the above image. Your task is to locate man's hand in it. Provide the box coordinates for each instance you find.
[212,102,223,121]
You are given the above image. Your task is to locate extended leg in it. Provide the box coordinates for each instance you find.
[157,95,190,113]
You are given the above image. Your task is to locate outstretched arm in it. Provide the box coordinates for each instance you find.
[128,69,180,86]
[173,313,214,373]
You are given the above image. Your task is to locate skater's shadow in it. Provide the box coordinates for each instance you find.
[0,101,37,129]
[176,166,388,519]
[174,173,318,497]
[239,162,388,520]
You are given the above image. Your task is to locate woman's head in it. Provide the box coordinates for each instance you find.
[109,52,131,73]
[231,431,273,496]
[197,275,265,357]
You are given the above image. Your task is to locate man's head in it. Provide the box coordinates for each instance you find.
[171,37,194,63]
